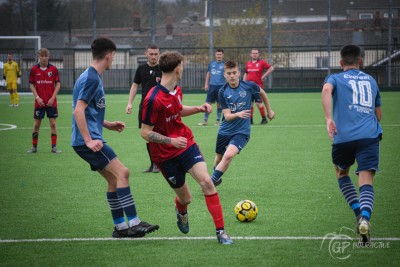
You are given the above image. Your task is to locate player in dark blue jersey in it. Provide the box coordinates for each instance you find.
[322,44,383,246]
[72,37,159,238]
[211,60,275,186]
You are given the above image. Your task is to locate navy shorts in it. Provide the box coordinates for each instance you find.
[205,85,222,103]
[73,143,117,171]
[215,133,250,155]
[156,144,205,189]
[332,135,381,174]
[34,107,58,119]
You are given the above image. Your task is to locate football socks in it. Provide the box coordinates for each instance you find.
[106,191,125,226]
[51,134,57,147]
[211,169,223,184]
[32,132,39,147]
[216,107,222,122]
[116,186,138,221]
[338,176,361,217]
[175,195,187,214]
[205,192,224,230]
[359,184,374,221]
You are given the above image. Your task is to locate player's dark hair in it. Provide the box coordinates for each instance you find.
[224,60,238,69]
[147,44,159,50]
[158,51,184,73]
[340,44,361,66]
[216,49,224,53]
[91,37,116,60]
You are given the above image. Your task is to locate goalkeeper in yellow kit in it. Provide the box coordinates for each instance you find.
[3,52,21,107]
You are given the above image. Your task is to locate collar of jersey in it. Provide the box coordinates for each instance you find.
[156,83,178,95]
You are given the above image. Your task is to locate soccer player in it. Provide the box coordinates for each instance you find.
[126,44,162,173]
[72,37,159,238]
[243,48,274,124]
[140,51,233,245]
[322,44,382,246]
[3,52,21,107]
[198,49,225,126]
[211,60,275,186]
[27,48,61,154]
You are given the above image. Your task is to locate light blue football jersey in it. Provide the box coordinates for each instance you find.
[324,69,382,144]
[208,60,225,86]
[71,67,106,146]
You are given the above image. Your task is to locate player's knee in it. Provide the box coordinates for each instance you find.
[120,166,130,179]
[179,196,191,206]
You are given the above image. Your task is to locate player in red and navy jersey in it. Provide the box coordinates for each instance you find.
[140,51,233,244]
[27,48,61,153]
[243,48,274,124]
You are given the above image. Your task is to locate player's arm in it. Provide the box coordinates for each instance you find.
[126,82,139,114]
[16,63,21,77]
[321,83,336,141]
[375,107,382,122]
[103,120,126,132]
[261,66,274,81]
[222,108,251,121]
[204,71,210,91]
[29,83,45,107]
[140,123,187,149]
[180,103,212,117]
[73,100,103,152]
[259,88,275,120]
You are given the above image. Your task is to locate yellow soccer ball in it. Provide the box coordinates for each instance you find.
[234,200,258,222]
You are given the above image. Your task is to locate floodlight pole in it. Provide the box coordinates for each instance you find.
[268,0,272,89]
[92,0,97,40]
[208,0,214,61]
[151,0,156,44]
[388,0,392,87]
[327,0,331,75]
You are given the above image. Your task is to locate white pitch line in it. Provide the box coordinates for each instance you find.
[1,236,399,243]
[0,124,17,131]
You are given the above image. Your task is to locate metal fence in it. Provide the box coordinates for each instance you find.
[1,45,398,93]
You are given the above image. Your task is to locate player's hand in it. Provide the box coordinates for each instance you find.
[204,85,209,91]
[200,103,212,113]
[47,98,55,107]
[326,118,337,141]
[86,139,103,152]
[36,96,45,107]
[126,104,132,114]
[171,137,187,149]
[237,109,251,119]
[107,121,126,132]
[267,110,276,120]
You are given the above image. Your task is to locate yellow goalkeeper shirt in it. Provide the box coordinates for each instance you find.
[3,61,21,83]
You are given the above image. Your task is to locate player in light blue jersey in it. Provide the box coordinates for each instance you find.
[211,60,275,186]
[71,37,159,238]
[322,44,382,246]
[198,49,225,126]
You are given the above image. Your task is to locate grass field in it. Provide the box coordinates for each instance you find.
[0,92,399,266]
